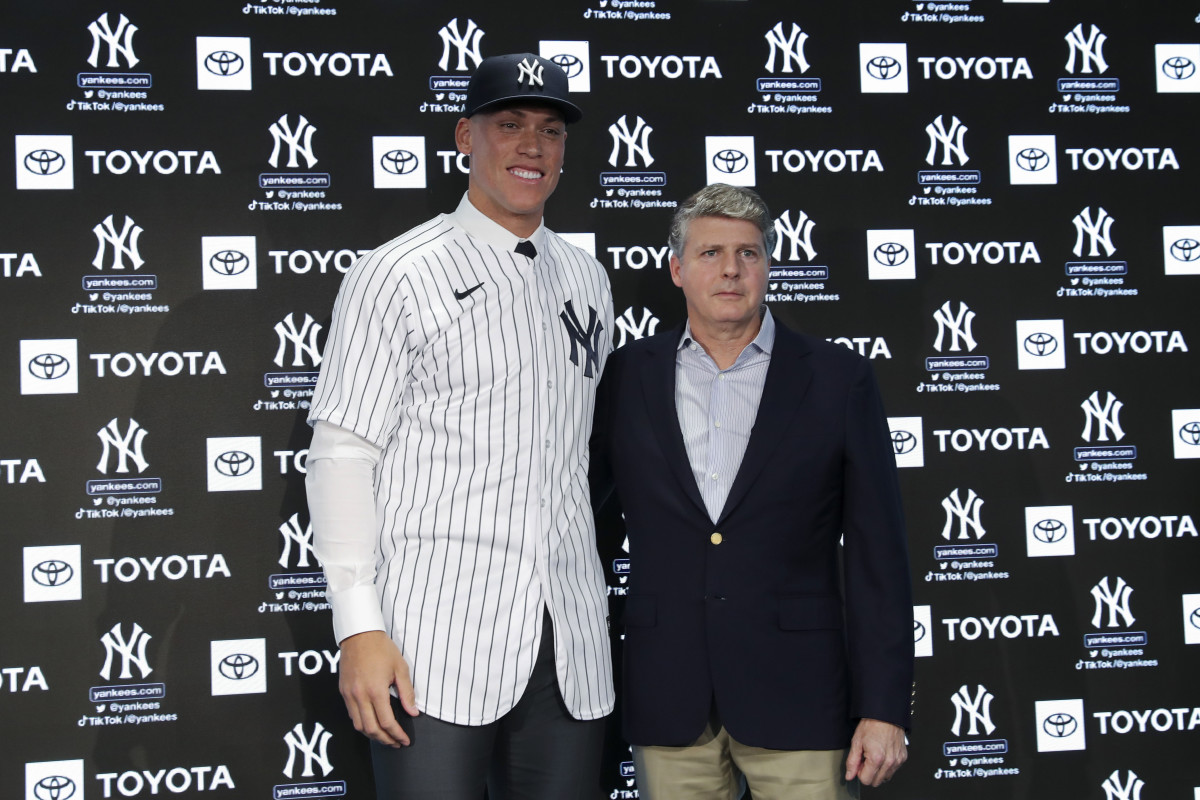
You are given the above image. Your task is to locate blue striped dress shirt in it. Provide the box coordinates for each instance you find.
[675,307,776,522]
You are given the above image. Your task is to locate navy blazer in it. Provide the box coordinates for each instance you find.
[591,320,913,750]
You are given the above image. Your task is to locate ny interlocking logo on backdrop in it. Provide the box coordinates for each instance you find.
[764,22,809,74]
[87,13,138,69]
[100,622,153,680]
[608,115,654,168]
[437,18,484,72]
[951,684,996,737]
[942,489,986,541]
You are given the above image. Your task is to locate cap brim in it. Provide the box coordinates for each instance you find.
[468,94,583,124]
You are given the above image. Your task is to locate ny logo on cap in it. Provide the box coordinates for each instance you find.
[518,57,544,86]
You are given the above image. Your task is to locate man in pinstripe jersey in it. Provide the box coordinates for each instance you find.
[305,53,614,799]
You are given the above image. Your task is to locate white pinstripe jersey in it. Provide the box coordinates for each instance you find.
[309,196,615,725]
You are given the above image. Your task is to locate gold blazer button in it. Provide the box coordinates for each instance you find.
[710,532,723,545]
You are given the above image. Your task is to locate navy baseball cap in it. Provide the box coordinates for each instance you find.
[464,53,582,124]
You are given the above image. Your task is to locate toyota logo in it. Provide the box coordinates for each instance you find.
[218,653,260,680]
[24,149,65,176]
[550,53,583,78]
[1170,238,1200,262]
[381,149,419,175]
[873,242,909,267]
[215,450,255,477]
[1015,148,1050,172]
[1032,519,1067,544]
[1189,607,1200,630]
[210,249,250,276]
[32,559,74,587]
[913,619,926,642]
[1042,713,1077,738]
[205,50,244,76]
[1162,56,1196,80]
[1179,421,1200,446]
[29,353,70,380]
[891,430,917,455]
[33,776,77,800]
[1023,333,1058,357]
[712,149,748,174]
[866,55,902,80]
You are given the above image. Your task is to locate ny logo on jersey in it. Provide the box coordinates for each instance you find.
[437,18,484,72]
[560,300,603,379]
[269,115,318,170]
[97,418,149,475]
[950,684,996,737]
[1072,207,1117,258]
[1065,23,1108,75]
[283,722,334,778]
[608,115,654,168]
[279,513,319,569]
[925,115,969,166]
[93,214,145,271]
[88,12,139,69]
[1091,576,1135,629]
[1080,390,1124,442]
[517,57,544,86]
[941,488,985,541]
[764,22,809,74]
[100,622,153,680]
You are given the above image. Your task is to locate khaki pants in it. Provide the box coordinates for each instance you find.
[633,716,859,800]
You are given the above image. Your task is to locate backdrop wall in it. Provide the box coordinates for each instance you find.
[4,1,1198,798]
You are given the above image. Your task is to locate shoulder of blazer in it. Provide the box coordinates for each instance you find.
[610,322,684,369]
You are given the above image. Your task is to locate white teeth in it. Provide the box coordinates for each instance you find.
[511,168,541,180]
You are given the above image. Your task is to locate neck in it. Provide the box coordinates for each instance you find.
[466,186,541,239]
[688,315,762,370]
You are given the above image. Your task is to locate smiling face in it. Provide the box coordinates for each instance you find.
[454,104,567,238]
[670,215,769,338]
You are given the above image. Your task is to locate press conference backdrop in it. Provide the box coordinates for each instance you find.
[4,1,1198,798]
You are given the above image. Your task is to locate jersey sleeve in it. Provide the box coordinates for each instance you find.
[308,248,412,449]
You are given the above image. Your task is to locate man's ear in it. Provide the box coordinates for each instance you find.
[454,117,472,156]
[669,254,684,288]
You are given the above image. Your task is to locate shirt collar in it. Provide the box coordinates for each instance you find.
[447,192,547,256]
[678,306,776,357]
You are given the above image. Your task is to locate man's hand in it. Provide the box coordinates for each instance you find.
[338,630,418,748]
[844,718,906,787]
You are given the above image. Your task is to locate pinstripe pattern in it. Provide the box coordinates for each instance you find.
[309,198,615,725]
[675,310,776,522]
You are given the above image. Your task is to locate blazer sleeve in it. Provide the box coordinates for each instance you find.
[840,357,915,730]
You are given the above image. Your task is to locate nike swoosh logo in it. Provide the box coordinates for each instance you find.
[453,282,484,300]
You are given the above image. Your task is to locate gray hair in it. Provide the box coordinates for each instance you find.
[667,183,777,259]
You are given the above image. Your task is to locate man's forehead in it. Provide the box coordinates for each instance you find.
[478,102,566,124]
[687,216,764,246]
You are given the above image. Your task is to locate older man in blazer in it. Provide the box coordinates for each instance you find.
[591,183,913,799]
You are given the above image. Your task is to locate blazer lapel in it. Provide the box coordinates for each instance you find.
[639,325,708,517]
[717,324,814,524]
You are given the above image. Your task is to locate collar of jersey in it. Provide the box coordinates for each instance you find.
[448,192,547,257]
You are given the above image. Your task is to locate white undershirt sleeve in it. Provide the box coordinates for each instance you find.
[305,420,388,644]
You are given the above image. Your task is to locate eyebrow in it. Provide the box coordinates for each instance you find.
[694,241,762,251]
[493,107,565,125]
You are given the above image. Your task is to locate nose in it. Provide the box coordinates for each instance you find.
[721,252,741,278]
[516,125,541,156]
